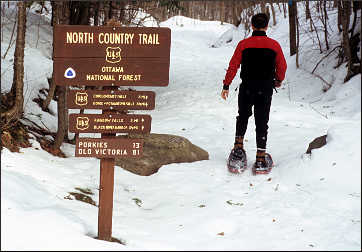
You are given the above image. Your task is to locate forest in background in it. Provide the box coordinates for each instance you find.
[0,0,361,156]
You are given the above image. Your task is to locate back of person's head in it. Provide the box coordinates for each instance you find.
[251,13,269,29]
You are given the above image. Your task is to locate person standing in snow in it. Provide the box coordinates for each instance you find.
[221,13,287,174]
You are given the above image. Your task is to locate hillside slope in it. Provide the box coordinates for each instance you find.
[1,3,361,250]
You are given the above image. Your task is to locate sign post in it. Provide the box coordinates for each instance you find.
[53,23,171,242]
[98,134,115,241]
[98,93,116,241]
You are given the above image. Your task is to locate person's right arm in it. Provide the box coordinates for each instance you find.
[223,41,244,90]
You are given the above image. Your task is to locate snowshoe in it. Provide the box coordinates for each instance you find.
[227,148,247,174]
[252,153,274,175]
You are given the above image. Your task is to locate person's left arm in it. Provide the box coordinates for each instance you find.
[274,42,287,87]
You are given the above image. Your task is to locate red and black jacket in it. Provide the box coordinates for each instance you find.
[223,30,287,94]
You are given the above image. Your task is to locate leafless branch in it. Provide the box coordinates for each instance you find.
[2,13,17,59]
[312,45,341,73]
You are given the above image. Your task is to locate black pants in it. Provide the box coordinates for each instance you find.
[235,85,272,149]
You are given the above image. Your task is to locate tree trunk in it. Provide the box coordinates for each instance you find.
[104,1,110,24]
[260,1,266,13]
[310,16,323,53]
[232,0,241,27]
[340,0,354,82]
[110,1,119,20]
[323,0,329,50]
[296,13,300,68]
[269,2,276,26]
[288,0,297,56]
[78,2,90,25]
[94,2,99,26]
[220,0,225,24]
[306,0,311,20]
[337,0,342,32]
[42,77,56,110]
[282,3,287,18]
[1,2,26,123]
[349,1,359,37]
[316,1,320,13]
[52,1,70,150]
[42,1,57,111]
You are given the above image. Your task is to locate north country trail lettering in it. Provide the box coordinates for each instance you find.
[66,32,161,45]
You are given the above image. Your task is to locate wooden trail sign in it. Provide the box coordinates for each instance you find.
[54,22,171,242]
[53,25,171,58]
[53,25,171,87]
[67,90,155,110]
[54,58,169,87]
[68,113,151,134]
[75,137,143,158]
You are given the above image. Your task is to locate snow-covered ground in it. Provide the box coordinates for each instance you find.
[1,2,361,250]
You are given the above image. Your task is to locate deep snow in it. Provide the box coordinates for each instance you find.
[1,2,361,251]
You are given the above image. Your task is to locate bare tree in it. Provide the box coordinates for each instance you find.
[42,1,58,111]
[296,12,300,68]
[52,1,70,150]
[321,0,329,50]
[288,0,297,56]
[337,0,342,32]
[219,1,225,25]
[305,0,311,20]
[282,2,287,18]
[260,1,266,14]
[1,2,26,124]
[269,2,276,26]
[339,0,354,82]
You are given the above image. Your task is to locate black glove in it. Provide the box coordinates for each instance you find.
[274,79,282,88]
[223,84,230,90]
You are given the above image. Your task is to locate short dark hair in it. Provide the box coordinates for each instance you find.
[251,13,269,29]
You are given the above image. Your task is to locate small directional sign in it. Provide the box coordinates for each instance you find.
[68,113,151,134]
[67,90,155,110]
[76,137,143,158]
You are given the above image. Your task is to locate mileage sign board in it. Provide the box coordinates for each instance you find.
[67,90,155,110]
[53,25,171,87]
[76,138,143,158]
[68,114,151,134]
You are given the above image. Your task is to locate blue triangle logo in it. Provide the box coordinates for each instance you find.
[64,67,76,79]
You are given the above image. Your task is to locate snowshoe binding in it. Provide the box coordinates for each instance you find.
[252,153,274,175]
[227,148,247,174]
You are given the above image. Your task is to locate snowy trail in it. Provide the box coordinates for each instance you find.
[110,19,360,250]
[2,9,361,251]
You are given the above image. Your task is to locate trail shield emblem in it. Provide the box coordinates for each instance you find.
[76,117,90,130]
[64,67,76,78]
[106,47,121,63]
[75,92,88,106]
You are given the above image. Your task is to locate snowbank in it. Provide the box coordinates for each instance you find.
[1,2,360,250]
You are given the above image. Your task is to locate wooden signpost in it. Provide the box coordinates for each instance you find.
[53,24,171,242]
[67,90,155,110]
[68,114,152,134]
